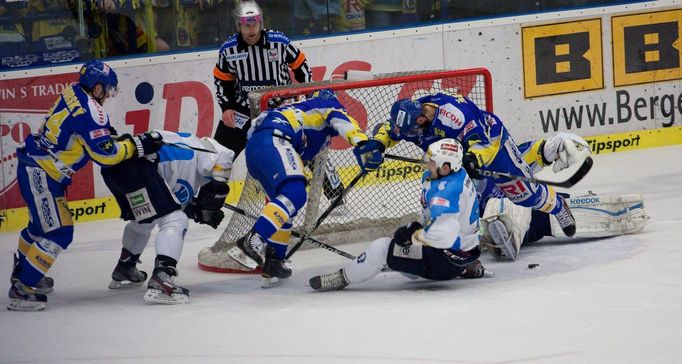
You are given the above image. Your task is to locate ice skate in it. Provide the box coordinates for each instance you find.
[309,269,349,292]
[261,246,291,288]
[109,263,148,289]
[7,280,47,311]
[11,254,54,294]
[555,197,576,237]
[108,249,148,289]
[229,230,265,269]
[144,262,189,305]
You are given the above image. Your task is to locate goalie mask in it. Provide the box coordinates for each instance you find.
[390,99,423,137]
[198,137,235,182]
[425,138,463,173]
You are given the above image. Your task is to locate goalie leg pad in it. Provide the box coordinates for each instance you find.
[480,198,531,261]
[549,193,649,238]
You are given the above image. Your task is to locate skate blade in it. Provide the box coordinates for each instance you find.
[260,277,282,289]
[143,289,189,304]
[227,246,259,270]
[108,279,145,290]
[7,298,46,311]
[488,220,516,261]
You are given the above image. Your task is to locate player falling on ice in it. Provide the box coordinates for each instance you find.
[310,138,489,291]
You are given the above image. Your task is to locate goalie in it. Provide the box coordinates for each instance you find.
[479,135,648,261]
[309,139,488,292]
[102,131,234,304]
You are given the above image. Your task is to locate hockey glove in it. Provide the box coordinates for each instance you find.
[120,132,164,157]
[542,133,591,173]
[353,139,385,173]
[391,221,423,247]
[462,152,481,179]
[185,180,229,229]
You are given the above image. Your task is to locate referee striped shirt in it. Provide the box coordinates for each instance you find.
[213,30,312,112]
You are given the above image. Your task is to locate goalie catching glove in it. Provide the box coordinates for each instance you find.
[391,221,423,247]
[184,180,229,229]
[353,139,385,173]
[542,133,591,173]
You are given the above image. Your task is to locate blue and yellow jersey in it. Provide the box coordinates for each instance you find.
[19,83,137,184]
[412,168,479,252]
[375,92,509,168]
[253,96,368,161]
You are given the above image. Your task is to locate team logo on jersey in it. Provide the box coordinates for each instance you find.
[97,140,115,154]
[224,53,248,62]
[268,49,278,61]
[173,179,194,205]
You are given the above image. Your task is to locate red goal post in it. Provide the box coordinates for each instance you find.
[198,68,493,273]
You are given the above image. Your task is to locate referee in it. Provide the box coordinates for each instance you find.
[212,1,312,156]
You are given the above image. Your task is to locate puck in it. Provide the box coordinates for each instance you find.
[528,263,539,269]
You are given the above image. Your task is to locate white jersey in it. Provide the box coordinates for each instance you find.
[153,131,234,206]
[413,168,480,251]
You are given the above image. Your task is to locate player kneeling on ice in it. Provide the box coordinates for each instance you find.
[478,132,648,261]
[310,138,488,292]
[102,131,234,304]
[228,89,384,287]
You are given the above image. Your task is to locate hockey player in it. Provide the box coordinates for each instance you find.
[309,138,488,291]
[373,93,585,243]
[8,60,164,311]
[102,131,234,304]
[228,89,385,286]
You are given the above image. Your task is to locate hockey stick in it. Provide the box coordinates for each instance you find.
[384,153,593,188]
[285,171,366,260]
[477,156,594,188]
[162,141,216,154]
[222,203,356,260]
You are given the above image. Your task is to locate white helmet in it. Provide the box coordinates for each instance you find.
[425,138,463,173]
[234,1,263,28]
[199,137,235,182]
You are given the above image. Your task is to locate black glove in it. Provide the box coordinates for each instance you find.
[120,132,163,157]
[462,152,481,179]
[184,180,229,229]
[391,221,423,247]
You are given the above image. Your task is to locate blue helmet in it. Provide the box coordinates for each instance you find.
[310,88,337,101]
[79,60,118,96]
[390,99,423,137]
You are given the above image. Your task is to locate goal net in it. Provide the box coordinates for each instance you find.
[198,68,493,272]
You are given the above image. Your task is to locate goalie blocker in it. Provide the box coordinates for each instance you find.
[480,193,649,261]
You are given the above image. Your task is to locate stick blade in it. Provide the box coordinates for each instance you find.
[555,156,593,188]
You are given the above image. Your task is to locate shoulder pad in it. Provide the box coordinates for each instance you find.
[220,35,239,50]
[266,30,291,44]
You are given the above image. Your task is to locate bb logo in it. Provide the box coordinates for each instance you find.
[522,19,603,98]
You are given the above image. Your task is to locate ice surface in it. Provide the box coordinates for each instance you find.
[1,146,681,364]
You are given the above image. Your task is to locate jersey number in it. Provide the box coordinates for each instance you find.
[42,108,70,144]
